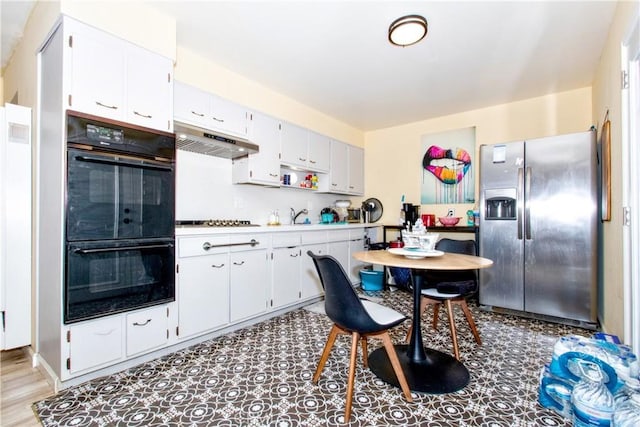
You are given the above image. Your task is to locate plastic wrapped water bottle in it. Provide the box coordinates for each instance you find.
[572,360,615,426]
[613,393,640,426]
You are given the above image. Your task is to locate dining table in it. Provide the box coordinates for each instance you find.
[352,248,493,394]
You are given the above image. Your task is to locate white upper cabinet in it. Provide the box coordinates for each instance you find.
[126,49,173,130]
[328,140,349,193]
[280,122,330,173]
[69,27,125,120]
[67,19,172,132]
[174,81,248,138]
[280,121,308,169]
[320,140,364,196]
[307,131,331,173]
[232,111,281,186]
[347,145,364,195]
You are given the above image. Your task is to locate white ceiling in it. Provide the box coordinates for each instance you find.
[1,0,36,71]
[2,1,618,131]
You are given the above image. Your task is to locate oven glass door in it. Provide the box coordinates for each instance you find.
[65,239,175,323]
[66,148,174,241]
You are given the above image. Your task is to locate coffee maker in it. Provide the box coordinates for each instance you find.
[402,203,420,227]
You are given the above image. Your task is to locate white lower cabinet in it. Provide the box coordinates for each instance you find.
[230,249,268,322]
[349,230,366,283]
[300,243,326,299]
[327,230,351,282]
[271,246,302,309]
[177,252,230,339]
[126,305,170,357]
[67,315,123,375]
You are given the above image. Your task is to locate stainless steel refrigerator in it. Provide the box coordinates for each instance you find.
[478,130,598,326]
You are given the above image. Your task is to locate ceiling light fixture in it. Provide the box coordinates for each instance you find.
[388,14,428,47]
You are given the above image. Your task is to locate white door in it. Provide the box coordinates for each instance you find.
[247,112,281,185]
[230,249,268,322]
[329,141,349,193]
[126,47,172,131]
[300,243,326,299]
[211,95,247,137]
[280,122,308,168]
[307,131,331,173]
[174,81,210,127]
[348,145,364,195]
[327,240,350,282]
[622,15,640,352]
[271,247,301,308]
[69,29,125,120]
[178,253,230,339]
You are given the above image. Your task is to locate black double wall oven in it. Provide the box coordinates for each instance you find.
[65,111,176,323]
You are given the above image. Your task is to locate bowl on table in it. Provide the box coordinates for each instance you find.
[438,216,461,227]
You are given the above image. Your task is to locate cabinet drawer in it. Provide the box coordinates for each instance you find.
[126,305,168,357]
[301,231,327,245]
[326,229,350,242]
[68,316,123,374]
[178,235,230,257]
[349,229,365,240]
[272,233,301,248]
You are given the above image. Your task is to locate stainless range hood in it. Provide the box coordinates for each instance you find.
[174,121,259,159]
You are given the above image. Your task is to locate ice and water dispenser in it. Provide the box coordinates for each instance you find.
[484,189,516,220]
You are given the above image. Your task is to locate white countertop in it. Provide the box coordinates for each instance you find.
[175,222,380,236]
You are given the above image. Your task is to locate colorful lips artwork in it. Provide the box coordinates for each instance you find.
[422,145,472,184]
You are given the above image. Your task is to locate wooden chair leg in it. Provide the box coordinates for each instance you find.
[313,325,340,383]
[457,299,482,345]
[380,332,413,403]
[444,299,460,360]
[360,337,369,369]
[344,332,360,421]
[432,302,440,329]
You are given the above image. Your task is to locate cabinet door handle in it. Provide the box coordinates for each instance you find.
[133,111,152,119]
[290,253,299,258]
[94,329,116,336]
[212,116,225,123]
[269,173,278,177]
[211,263,225,268]
[331,183,338,187]
[191,110,205,117]
[298,157,306,162]
[95,101,118,110]
[309,160,316,164]
[233,261,245,266]
[133,319,152,326]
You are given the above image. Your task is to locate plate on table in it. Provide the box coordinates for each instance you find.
[388,248,444,259]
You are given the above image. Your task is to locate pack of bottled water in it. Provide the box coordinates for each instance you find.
[538,333,639,425]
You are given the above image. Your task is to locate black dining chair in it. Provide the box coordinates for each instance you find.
[405,239,482,360]
[307,251,412,421]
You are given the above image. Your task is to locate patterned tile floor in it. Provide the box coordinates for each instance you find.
[34,289,585,426]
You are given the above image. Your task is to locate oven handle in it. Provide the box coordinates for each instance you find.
[74,243,174,254]
[73,154,173,171]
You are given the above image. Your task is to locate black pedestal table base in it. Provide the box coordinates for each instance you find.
[368,344,469,394]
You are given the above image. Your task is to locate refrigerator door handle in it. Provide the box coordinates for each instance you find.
[517,167,524,240]
[525,166,532,240]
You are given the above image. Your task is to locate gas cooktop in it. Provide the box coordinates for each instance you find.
[176,219,259,227]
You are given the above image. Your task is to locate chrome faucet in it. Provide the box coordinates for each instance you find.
[291,208,309,224]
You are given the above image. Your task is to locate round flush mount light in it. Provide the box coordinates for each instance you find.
[388,14,428,47]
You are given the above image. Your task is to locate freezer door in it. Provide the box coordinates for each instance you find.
[524,131,597,322]
[479,142,525,311]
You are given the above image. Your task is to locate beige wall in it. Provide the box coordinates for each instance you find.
[591,0,639,338]
[174,47,364,147]
[364,87,592,223]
